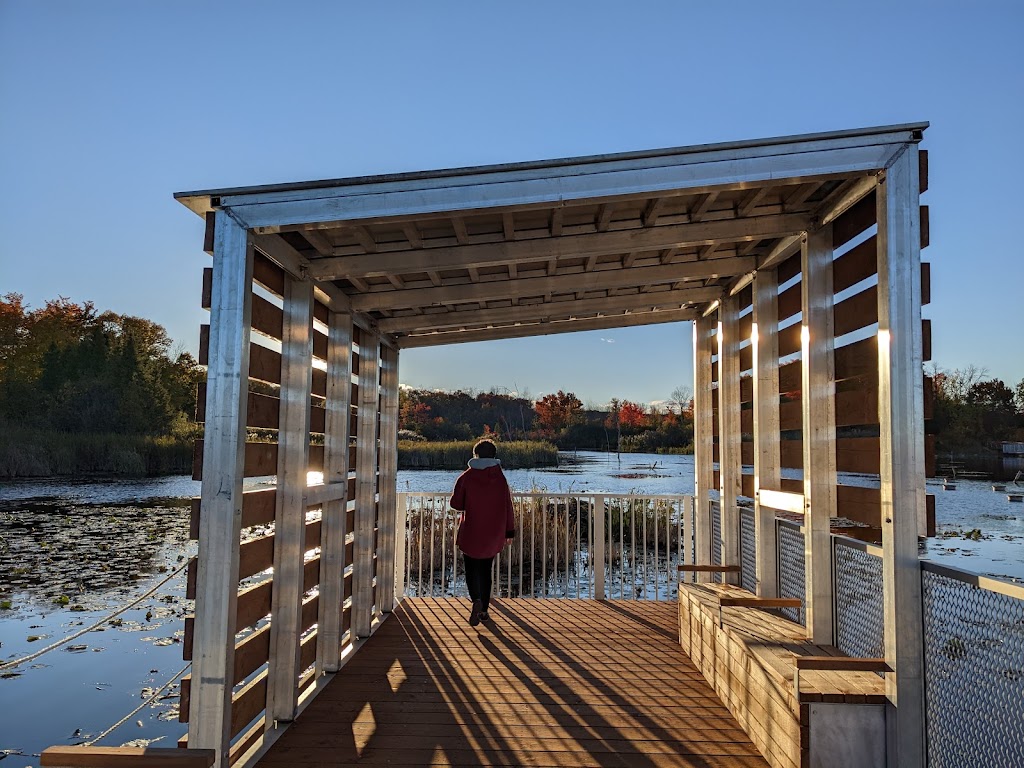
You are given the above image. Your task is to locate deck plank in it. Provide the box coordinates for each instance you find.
[256,598,769,767]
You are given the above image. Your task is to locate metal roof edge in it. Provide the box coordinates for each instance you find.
[173,122,928,216]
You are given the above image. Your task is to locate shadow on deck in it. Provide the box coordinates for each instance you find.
[257,597,768,767]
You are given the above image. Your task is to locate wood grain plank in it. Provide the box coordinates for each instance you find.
[254,598,769,768]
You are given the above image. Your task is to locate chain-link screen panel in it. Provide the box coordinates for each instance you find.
[923,566,1024,768]
[833,540,884,660]
[776,520,805,625]
[710,500,722,583]
[740,508,756,593]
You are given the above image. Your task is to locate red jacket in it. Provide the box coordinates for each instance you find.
[450,459,516,559]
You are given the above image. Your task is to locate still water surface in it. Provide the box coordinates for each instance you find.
[1,451,1022,763]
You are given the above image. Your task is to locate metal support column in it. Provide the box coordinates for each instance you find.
[718,296,742,583]
[376,343,400,612]
[189,211,253,767]
[752,269,781,598]
[802,226,837,644]
[692,315,716,582]
[316,310,353,673]
[878,146,927,766]
[353,332,380,638]
[266,275,314,722]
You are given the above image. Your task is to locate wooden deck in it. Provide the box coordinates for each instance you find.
[256,597,769,767]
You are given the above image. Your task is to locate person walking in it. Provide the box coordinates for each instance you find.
[450,439,515,626]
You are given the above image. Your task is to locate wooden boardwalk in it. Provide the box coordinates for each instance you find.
[256,597,768,767]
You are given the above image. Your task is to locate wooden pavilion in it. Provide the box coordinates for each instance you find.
[54,123,934,768]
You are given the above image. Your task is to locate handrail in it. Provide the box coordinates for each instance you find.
[832,533,884,559]
[920,559,1024,600]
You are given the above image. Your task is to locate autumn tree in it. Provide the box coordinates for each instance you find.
[0,294,201,436]
[534,390,583,432]
[618,400,648,431]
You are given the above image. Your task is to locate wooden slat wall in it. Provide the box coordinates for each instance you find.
[184,248,375,759]
[709,179,932,530]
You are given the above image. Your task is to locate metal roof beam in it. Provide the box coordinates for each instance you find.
[377,285,722,334]
[399,307,698,348]
[219,142,904,231]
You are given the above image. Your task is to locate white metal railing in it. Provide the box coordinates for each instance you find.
[399,492,693,601]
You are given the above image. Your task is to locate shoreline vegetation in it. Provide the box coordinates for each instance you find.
[3,295,1022,479]
[0,428,193,478]
[398,439,558,470]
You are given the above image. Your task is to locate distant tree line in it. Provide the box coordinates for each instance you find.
[399,385,695,453]
[0,294,202,476]
[929,366,1024,454]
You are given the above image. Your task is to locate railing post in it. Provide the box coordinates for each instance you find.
[593,494,605,599]
[681,495,694,583]
[395,493,407,603]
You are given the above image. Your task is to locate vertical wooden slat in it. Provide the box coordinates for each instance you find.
[692,315,716,581]
[316,311,353,673]
[718,296,742,583]
[265,276,314,723]
[189,211,253,768]
[354,333,380,638]
[802,226,837,644]
[752,269,781,598]
[376,344,401,612]
[877,145,926,765]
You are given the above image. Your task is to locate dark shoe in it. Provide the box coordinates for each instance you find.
[479,611,490,622]
[469,600,482,626]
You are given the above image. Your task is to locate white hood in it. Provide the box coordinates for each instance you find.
[468,457,502,470]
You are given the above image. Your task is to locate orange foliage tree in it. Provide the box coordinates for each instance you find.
[533,390,583,432]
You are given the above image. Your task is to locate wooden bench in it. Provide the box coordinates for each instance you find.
[677,579,888,768]
[41,747,215,768]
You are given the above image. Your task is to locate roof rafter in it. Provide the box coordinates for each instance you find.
[349,254,756,311]
[306,213,810,280]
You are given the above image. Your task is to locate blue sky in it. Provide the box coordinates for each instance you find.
[1,1,1021,407]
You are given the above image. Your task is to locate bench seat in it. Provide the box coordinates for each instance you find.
[678,582,886,768]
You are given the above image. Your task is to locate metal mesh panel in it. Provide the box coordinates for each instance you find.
[710,500,722,583]
[923,566,1024,768]
[740,508,756,593]
[833,540,884,659]
[776,520,805,625]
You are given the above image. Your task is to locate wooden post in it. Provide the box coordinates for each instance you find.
[593,494,606,598]
[718,296,742,583]
[692,315,716,581]
[376,343,400,612]
[266,276,313,723]
[752,269,781,598]
[877,146,926,766]
[353,332,380,638]
[316,310,353,673]
[190,211,253,768]
[801,227,837,643]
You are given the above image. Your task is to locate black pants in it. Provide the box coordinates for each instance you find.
[463,554,494,611]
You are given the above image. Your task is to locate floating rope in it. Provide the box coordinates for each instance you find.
[0,558,192,671]
[82,661,192,747]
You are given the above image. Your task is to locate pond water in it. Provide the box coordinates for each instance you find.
[1,450,1022,763]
